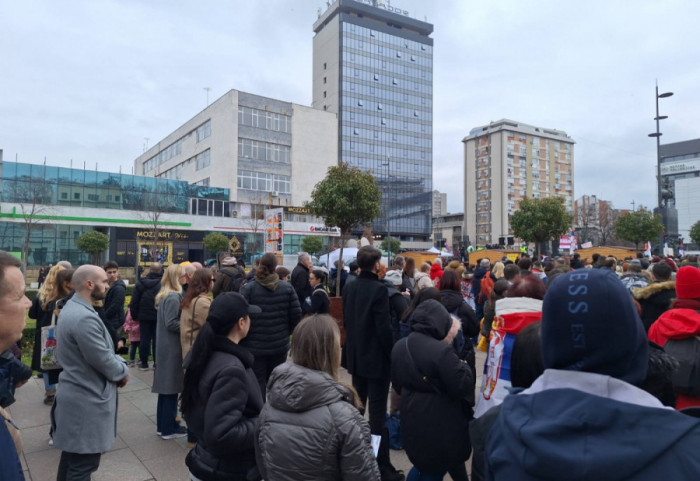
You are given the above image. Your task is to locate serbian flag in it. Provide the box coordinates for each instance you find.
[644,241,652,258]
[679,240,685,257]
[474,297,543,417]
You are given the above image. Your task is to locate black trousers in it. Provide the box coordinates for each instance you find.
[252,352,288,399]
[138,321,157,366]
[57,452,101,481]
[352,374,392,468]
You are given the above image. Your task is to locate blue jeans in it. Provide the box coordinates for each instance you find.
[156,394,179,435]
[44,374,56,393]
[129,341,140,362]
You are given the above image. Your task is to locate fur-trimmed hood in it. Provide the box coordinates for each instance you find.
[632,281,676,300]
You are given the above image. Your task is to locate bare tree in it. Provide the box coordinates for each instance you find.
[598,201,618,246]
[241,192,269,255]
[576,201,598,245]
[12,176,54,272]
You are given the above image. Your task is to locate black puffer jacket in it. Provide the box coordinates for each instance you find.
[391,300,474,472]
[240,274,302,356]
[633,281,676,332]
[255,362,380,481]
[101,279,126,346]
[129,273,162,324]
[301,284,330,315]
[440,289,479,402]
[184,337,263,481]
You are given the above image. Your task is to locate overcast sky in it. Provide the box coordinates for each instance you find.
[2,0,699,214]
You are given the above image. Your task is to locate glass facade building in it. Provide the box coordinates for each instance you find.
[313,1,434,241]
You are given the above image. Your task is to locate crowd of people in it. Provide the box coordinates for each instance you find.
[1,246,700,480]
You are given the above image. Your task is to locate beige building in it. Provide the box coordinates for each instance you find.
[432,190,447,217]
[134,89,337,208]
[463,119,575,246]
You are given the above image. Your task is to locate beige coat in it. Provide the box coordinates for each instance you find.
[414,271,433,292]
[0,406,22,455]
[180,294,212,360]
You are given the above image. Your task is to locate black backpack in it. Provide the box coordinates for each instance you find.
[665,336,700,396]
[220,268,244,292]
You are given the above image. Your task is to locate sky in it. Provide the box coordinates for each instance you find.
[2,0,699,215]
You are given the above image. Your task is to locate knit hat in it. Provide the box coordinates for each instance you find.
[384,269,403,286]
[207,292,261,335]
[221,256,237,266]
[664,257,678,272]
[541,268,648,386]
[675,266,700,299]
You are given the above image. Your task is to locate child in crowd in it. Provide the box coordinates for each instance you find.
[123,308,140,367]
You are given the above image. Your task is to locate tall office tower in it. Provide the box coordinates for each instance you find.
[659,138,700,243]
[462,119,575,247]
[312,0,434,244]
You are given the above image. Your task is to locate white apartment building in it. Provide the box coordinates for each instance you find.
[463,119,575,246]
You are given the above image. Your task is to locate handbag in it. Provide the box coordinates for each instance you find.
[40,311,61,370]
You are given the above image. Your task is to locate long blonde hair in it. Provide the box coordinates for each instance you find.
[38,265,65,309]
[155,263,183,308]
[492,261,505,279]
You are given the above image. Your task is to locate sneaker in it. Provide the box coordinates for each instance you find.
[137,364,149,371]
[43,395,55,406]
[48,438,54,446]
[186,441,196,449]
[160,426,187,440]
[129,361,136,367]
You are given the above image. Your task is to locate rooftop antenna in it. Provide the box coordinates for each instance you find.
[203,87,211,107]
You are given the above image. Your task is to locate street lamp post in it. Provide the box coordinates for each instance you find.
[648,83,673,251]
[381,159,391,266]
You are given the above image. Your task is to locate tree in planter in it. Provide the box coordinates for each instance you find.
[300,236,323,257]
[510,197,573,257]
[76,230,110,265]
[381,237,401,256]
[307,163,381,296]
[615,207,663,251]
[203,232,231,266]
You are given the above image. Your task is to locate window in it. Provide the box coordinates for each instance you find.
[237,170,290,194]
[323,91,327,98]
[323,76,327,84]
[323,62,327,69]
[196,120,211,142]
[196,149,211,170]
[374,74,379,81]
[61,192,68,200]
[87,194,99,201]
[73,192,80,200]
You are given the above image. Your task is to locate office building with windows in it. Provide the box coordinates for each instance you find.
[659,138,700,245]
[134,89,337,209]
[463,119,575,247]
[0,154,340,268]
[312,0,434,243]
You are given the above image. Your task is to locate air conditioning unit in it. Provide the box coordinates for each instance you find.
[231,211,238,218]
[271,191,279,197]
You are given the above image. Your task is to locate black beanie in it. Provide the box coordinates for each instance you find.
[411,299,453,340]
[541,268,648,386]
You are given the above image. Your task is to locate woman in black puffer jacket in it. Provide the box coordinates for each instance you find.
[240,253,302,398]
[391,300,473,481]
[181,292,264,481]
[439,270,479,401]
[255,315,380,481]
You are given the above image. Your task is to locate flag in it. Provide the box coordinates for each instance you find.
[474,298,542,418]
[644,241,652,258]
[569,228,577,254]
[679,240,685,257]
[663,232,668,250]
[559,235,571,251]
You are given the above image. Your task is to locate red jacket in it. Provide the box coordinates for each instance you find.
[429,263,443,281]
[649,308,700,410]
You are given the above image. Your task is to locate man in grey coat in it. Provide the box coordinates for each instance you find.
[52,265,130,481]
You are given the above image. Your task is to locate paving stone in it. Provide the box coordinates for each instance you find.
[93,447,153,481]
[141,450,190,481]
[19,423,53,455]
[24,446,61,481]
[128,435,188,463]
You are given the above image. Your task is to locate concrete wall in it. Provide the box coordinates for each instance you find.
[290,104,338,206]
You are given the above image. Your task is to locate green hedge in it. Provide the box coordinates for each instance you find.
[26,289,39,303]
[125,284,135,296]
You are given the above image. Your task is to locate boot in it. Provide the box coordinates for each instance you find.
[44,389,56,406]
[377,427,404,481]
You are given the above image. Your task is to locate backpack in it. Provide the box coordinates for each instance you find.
[664,336,700,396]
[477,276,494,304]
[220,268,244,292]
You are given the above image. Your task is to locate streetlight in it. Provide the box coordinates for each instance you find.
[648,83,673,250]
[381,159,391,266]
